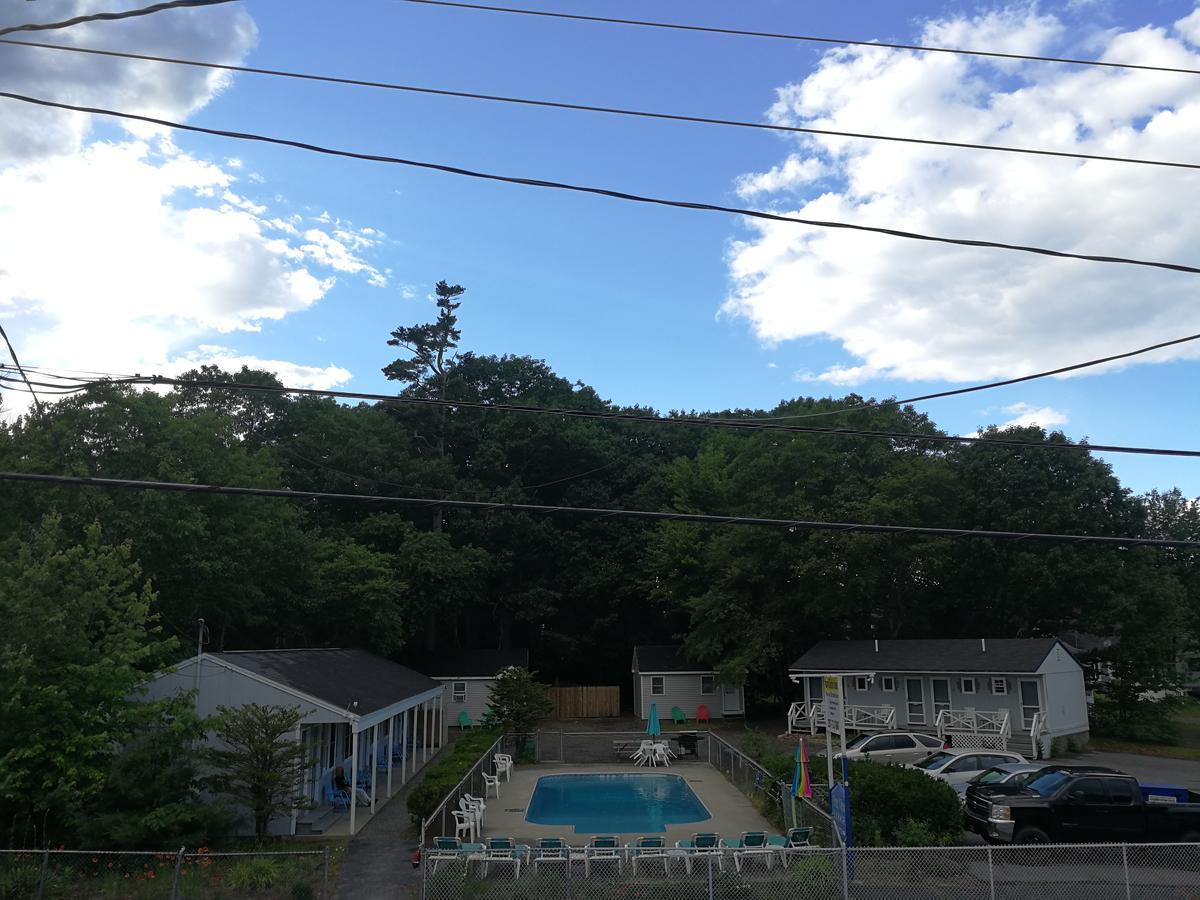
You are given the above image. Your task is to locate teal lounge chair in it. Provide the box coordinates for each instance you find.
[767,827,813,865]
[467,836,526,879]
[721,831,774,872]
[584,835,623,877]
[675,832,722,874]
[458,710,473,730]
[531,837,569,874]
[428,836,484,874]
[625,836,668,876]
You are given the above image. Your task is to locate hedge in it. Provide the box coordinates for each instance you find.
[405,729,501,824]
[847,760,962,846]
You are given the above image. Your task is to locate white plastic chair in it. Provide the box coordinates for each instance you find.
[631,740,654,766]
[482,771,501,799]
[652,742,671,767]
[494,753,514,782]
[459,797,483,837]
[451,810,475,843]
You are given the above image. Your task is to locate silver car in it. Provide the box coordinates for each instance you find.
[834,731,946,765]
[911,748,1028,786]
[953,763,1044,801]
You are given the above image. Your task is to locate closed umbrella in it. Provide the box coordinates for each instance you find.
[647,702,662,738]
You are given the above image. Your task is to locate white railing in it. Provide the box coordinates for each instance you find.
[1029,712,1048,759]
[936,709,1011,750]
[786,700,825,734]
[787,702,894,734]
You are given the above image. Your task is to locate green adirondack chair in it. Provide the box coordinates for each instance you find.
[458,710,473,730]
[671,706,688,726]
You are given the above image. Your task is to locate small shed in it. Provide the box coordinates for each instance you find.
[631,645,745,721]
[432,648,529,728]
[142,648,444,836]
[787,638,1088,758]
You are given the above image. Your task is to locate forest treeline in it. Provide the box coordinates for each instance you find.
[1,287,1197,713]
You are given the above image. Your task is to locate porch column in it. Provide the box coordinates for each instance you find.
[400,708,409,784]
[370,723,378,813]
[410,705,418,776]
[349,727,359,835]
[436,693,443,751]
[422,701,429,765]
[290,722,302,836]
[387,715,394,797]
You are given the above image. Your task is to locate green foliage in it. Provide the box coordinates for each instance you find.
[204,704,309,838]
[405,730,500,823]
[227,856,281,890]
[847,761,962,847]
[289,880,315,900]
[0,514,178,843]
[0,860,41,900]
[1091,693,1182,743]
[480,667,553,733]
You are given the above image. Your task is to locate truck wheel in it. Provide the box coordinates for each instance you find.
[1014,827,1051,845]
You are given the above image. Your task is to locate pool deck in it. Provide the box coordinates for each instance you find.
[480,762,775,845]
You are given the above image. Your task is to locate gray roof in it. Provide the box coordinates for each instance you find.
[431,648,530,678]
[788,639,1064,674]
[633,645,713,674]
[213,648,440,716]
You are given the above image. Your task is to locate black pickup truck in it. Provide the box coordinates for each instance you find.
[965,766,1200,844]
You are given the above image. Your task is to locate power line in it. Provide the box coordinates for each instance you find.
[2,92,1198,276]
[3,38,1197,173]
[0,325,43,415]
[0,0,236,38]
[396,0,1200,78]
[14,367,1196,460]
[1,469,1194,549]
[760,330,1200,421]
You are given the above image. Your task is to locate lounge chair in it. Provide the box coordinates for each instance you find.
[467,836,524,879]
[721,831,774,872]
[428,836,484,874]
[697,704,710,726]
[494,753,513,781]
[675,832,723,874]
[531,837,569,874]
[671,706,688,726]
[324,783,350,812]
[584,835,623,877]
[626,836,668,876]
[482,771,501,799]
[458,710,473,730]
[767,827,813,865]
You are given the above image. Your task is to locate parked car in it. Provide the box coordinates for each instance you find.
[909,748,1027,786]
[954,763,1045,802]
[965,767,1200,844]
[834,731,946,765]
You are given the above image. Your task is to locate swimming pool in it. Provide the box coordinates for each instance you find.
[525,773,711,834]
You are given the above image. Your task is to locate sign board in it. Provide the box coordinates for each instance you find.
[831,782,852,848]
[823,674,844,737]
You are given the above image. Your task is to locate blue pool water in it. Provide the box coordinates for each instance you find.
[525,773,711,833]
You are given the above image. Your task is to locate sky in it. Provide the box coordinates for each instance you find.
[1,0,1199,496]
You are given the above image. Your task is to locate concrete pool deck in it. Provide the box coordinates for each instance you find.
[479,762,775,844]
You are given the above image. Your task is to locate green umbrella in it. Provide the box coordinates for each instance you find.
[647,702,662,738]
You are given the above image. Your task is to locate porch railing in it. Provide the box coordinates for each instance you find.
[1029,712,1048,759]
[935,708,1011,750]
[787,701,895,734]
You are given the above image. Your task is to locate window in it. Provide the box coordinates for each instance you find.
[945,755,987,774]
[859,736,884,752]
[650,676,665,695]
[915,734,945,749]
[700,675,715,695]
[452,681,467,703]
[1071,778,1107,804]
[991,678,1008,695]
[1104,778,1135,805]
[891,734,916,749]
[880,676,896,692]
[914,751,953,771]
[854,676,870,692]
[960,678,976,695]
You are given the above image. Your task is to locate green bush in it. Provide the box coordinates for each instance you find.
[227,857,282,891]
[289,880,315,900]
[0,861,41,900]
[406,729,501,823]
[847,761,961,847]
[1091,694,1181,743]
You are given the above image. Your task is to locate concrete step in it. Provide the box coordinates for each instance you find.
[296,807,343,835]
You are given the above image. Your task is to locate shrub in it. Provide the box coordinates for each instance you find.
[289,881,315,900]
[847,761,961,847]
[0,861,42,900]
[227,857,281,891]
[406,729,501,823]
[1091,694,1181,743]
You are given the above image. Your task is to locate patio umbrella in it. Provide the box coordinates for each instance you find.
[646,702,662,738]
[791,737,812,799]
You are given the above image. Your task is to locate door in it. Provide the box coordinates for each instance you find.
[1100,777,1143,840]
[940,753,992,786]
[931,678,951,722]
[885,733,921,764]
[1019,680,1041,730]
[721,683,743,715]
[1056,777,1112,841]
[906,678,926,726]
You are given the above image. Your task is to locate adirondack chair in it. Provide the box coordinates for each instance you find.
[458,710,473,730]
[671,706,688,726]
[697,704,711,726]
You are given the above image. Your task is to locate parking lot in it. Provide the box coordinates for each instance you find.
[1046,750,1200,789]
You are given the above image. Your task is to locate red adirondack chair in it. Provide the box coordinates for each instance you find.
[696,704,710,727]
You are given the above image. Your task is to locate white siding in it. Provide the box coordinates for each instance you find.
[635,673,734,720]
[1036,643,1090,736]
[437,677,495,727]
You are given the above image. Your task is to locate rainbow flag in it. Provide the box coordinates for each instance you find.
[791,737,812,799]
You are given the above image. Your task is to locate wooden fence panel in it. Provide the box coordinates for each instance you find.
[546,685,621,718]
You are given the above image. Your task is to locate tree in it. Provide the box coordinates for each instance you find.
[481,667,553,733]
[0,515,177,846]
[204,704,309,839]
[383,279,466,532]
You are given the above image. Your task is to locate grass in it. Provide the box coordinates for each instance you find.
[1090,697,1200,761]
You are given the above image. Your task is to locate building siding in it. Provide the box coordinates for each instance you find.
[438,677,496,727]
[634,673,736,720]
[1037,644,1090,737]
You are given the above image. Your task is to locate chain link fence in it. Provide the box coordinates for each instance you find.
[419,734,504,847]
[422,842,1200,900]
[0,846,330,899]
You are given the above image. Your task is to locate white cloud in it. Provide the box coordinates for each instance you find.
[735,155,826,198]
[1178,8,1200,46]
[996,402,1069,428]
[724,7,1200,385]
[174,346,353,391]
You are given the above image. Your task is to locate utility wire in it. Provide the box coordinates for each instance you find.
[396,0,1200,77]
[760,330,1200,421]
[0,469,1195,548]
[0,0,236,38]
[0,325,43,415]
[15,368,1195,460]
[2,91,1198,276]
[3,38,1197,173]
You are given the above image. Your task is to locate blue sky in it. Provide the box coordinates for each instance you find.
[2,0,1199,496]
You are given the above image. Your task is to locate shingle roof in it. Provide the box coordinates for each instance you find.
[788,639,1064,674]
[213,648,440,716]
[633,645,713,674]
[431,648,530,678]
